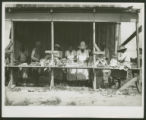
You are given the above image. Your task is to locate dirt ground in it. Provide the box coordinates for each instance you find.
[5,85,142,106]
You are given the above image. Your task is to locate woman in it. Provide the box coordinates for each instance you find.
[76,41,89,80]
[18,45,28,64]
[54,44,64,83]
[65,46,77,81]
[30,41,42,86]
[31,41,42,62]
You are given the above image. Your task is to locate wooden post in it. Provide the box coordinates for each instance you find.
[117,23,121,60]
[92,9,96,90]
[136,17,140,68]
[135,12,141,92]
[115,23,119,55]
[50,11,55,89]
[8,21,14,88]
[10,21,14,65]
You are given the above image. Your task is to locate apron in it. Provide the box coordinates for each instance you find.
[76,50,89,80]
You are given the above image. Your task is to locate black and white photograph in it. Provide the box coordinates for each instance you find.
[2,2,144,118]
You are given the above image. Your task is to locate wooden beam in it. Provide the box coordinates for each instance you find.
[8,69,14,88]
[45,50,58,54]
[120,25,142,47]
[50,21,54,89]
[136,69,142,93]
[93,21,96,90]
[6,12,137,22]
[93,51,105,55]
[136,20,140,68]
[8,21,14,88]
[115,23,119,55]
[10,21,14,65]
[119,77,137,91]
[117,23,121,60]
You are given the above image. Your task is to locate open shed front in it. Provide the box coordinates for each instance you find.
[5,4,141,90]
[13,22,116,61]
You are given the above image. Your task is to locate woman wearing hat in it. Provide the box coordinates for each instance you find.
[110,46,131,88]
[76,41,89,81]
[118,46,130,64]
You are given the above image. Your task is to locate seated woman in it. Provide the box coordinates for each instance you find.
[17,45,29,86]
[76,41,89,81]
[65,46,77,81]
[18,45,28,64]
[31,41,42,62]
[54,44,64,83]
[30,41,43,86]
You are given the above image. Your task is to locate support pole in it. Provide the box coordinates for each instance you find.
[115,23,120,55]
[136,18,140,68]
[8,21,14,88]
[92,10,96,89]
[117,23,121,60]
[135,12,141,93]
[50,21,54,89]
[10,21,14,65]
[50,9,55,89]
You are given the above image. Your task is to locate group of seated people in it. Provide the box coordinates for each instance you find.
[5,40,132,88]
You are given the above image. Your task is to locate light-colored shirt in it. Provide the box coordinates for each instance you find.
[19,51,28,63]
[77,49,89,62]
[65,50,76,60]
[119,53,130,62]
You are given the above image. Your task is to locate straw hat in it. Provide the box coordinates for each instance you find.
[117,46,127,52]
[78,41,87,49]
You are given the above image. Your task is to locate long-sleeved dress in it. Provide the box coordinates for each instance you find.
[65,50,77,81]
[76,50,89,80]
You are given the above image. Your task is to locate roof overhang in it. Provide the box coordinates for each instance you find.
[5,3,140,13]
[4,3,140,22]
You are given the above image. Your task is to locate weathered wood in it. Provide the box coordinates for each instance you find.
[93,51,105,55]
[45,50,59,54]
[50,69,54,89]
[8,21,15,88]
[10,21,14,65]
[6,13,137,22]
[5,3,139,12]
[51,22,54,60]
[50,21,54,89]
[119,77,137,91]
[136,19,140,68]
[120,26,142,47]
[8,69,14,88]
[93,21,97,90]
[115,23,119,55]
[94,42,101,51]
[117,23,121,60]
